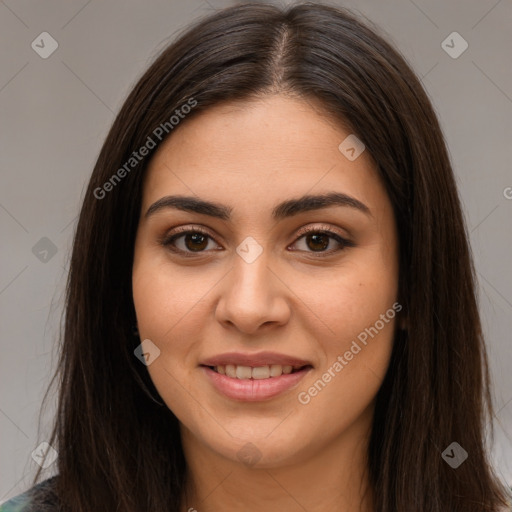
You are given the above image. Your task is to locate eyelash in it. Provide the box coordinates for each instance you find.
[159,224,354,258]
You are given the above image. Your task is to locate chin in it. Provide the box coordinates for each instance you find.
[200,427,311,469]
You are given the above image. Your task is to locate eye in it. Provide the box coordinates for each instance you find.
[160,224,354,258]
[290,225,354,257]
[160,226,220,257]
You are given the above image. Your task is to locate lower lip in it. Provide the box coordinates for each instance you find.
[201,366,312,402]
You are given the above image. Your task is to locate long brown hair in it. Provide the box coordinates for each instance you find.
[30,2,510,511]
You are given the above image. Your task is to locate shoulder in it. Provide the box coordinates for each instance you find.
[0,477,58,512]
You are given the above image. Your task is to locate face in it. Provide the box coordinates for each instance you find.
[132,94,400,468]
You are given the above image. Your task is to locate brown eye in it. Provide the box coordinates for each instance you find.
[161,225,354,259]
[305,233,331,251]
[183,232,209,251]
[161,228,219,255]
[290,227,354,257]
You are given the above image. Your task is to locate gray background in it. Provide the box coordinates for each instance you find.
[1,0,511,503]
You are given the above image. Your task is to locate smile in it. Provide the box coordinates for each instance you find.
[200,364,313,401]
[209,363,307,379]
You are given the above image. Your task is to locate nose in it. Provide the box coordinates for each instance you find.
[214,248,291,335]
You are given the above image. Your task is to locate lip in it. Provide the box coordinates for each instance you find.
[200,351,312,367]
[201,365,312,402]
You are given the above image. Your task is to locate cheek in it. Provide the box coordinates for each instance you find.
[132,251,212,339]
[318,291,397,390]
[307,247,399,394]
[131,252,215,397]
[316,263,398,342]
[295,277,398,434]
[132,254,203,420]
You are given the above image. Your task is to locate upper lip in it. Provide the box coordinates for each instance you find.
[200,351,313,368]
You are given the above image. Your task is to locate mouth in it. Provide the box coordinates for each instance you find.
[203,363,313,380]
[200,363,313,402]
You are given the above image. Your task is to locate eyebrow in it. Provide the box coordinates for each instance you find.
[144,192,372,221]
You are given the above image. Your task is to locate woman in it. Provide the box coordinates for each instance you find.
[1,2,510,511]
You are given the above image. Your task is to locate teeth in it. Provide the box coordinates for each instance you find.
[270,364,282,377]
[236,365,252,379]
[213,364,298,379]
[252,366,270,379]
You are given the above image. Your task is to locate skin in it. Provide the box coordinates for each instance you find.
[132,94,402,512]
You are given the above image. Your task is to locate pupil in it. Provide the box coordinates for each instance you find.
[308,233,328,251]
[186,233,207,251]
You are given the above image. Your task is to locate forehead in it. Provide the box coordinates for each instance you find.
[141,95,386,217]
